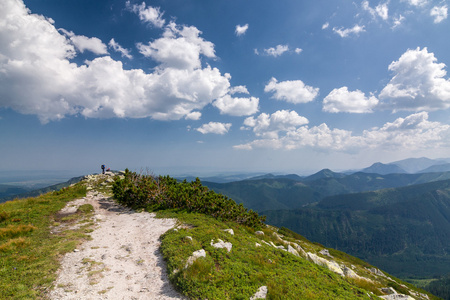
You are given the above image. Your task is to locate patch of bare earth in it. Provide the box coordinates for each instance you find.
[49,191,185,300]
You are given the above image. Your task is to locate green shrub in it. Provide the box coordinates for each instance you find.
[112,169,266,229]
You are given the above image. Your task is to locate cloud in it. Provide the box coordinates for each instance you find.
[264,45,289,57]
[196,122,232,134]
[235,112,450,151]
[323,87,379,113]
[392,15,405,28]
[0,0,235,123]
[379,47,450,111]
[362,1,389,20]
[60,29,108,55]
[109,38,132,59]
[229,85,249,95]
[126,1,165,28]
[241,110,309,139]
[333,24,366,37]
[186,111,201,120]
[235,24,249,36]
[402,0,428,7]
[430,5,448,23]
[264,77,319,104]
[213,95,259,116]
[137,22,216,70]
[295,48,303,54]
[322,22,330,29]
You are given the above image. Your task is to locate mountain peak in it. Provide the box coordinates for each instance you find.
[361,162,406,175]
[303,169,345,181]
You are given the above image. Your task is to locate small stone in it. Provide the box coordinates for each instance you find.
[223,229,234,235]
[255,231,264,236]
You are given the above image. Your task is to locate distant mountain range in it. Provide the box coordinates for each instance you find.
[200,157,450,281]
[263,179,450,279]
[0,176,84,203]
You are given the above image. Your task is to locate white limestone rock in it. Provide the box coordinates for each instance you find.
[185,249,206,268]
[287,244,299,257]
[290,242,307,257]
[223,229,234,235]
[211,239,232,252]
[250,286,268,300]
[319,249,332,257]
[307,252,344,276]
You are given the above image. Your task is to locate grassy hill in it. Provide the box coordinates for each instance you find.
[0,172,439,299]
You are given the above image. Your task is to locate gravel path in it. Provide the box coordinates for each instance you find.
[49,191,186,300]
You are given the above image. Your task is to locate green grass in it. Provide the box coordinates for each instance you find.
[157,210,376,299]
[0,183,87,299]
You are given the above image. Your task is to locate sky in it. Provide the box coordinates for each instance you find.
[1,0,450,176]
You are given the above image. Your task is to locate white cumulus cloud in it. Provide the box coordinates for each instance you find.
[196,122,232,134]
[379,47,450,111]
[213,95,259,116]
[241,110,309,139]
[235,24,249,36]
[235,112,450,151]
[126,1,165,28]
[264,77,319,104]
[229,85,249,95]
[323,87,379,113]
[60,29,108,55]
[264,45,289,57]
[0,0,236,123]
[430,5,448,23]
[137,22,216,70]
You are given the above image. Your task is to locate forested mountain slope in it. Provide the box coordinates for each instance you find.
[263,179,450,279]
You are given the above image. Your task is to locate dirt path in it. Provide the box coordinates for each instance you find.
[49,190,186,300]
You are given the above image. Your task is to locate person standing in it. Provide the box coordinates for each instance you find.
[101,164,105,174]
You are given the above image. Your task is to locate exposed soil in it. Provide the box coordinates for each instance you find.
[49,190,186,300]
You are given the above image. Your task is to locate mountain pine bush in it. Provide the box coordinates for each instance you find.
[112,169,266,229]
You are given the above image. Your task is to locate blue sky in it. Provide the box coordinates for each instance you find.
[1,0,449,175]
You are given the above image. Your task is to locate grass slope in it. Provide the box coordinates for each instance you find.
[0,183,89,299]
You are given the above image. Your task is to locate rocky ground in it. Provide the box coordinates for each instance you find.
[49,186,186,300]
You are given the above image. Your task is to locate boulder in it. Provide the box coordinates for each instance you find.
[250,286,268,300]
[307,252,344,276]
[319,249,332,257]
[255,231,264,236]
[287,244,299,257]
[211,239,232,252]
[185,249,206,268]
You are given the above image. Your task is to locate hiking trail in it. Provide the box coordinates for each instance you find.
[49,188,186,300]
